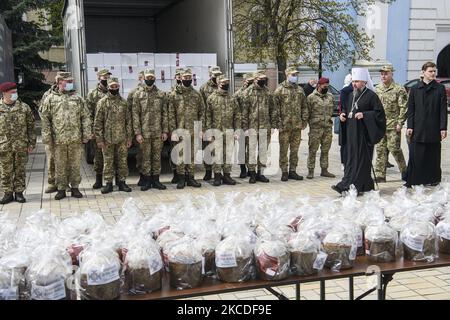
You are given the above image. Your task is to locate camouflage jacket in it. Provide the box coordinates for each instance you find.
[39,85,58,112]
[94,93,132,145]
[274,81,308,130]
[206,89,241,132]
[86,84,108,120]
[127,83,144,111]
[200,79,218,104]
[0,99,36,152]
[132,85,168,138]
[242,85,279,131]
[233,85,250,129]
[168,85,205,133]
[375,81,408,130]
[306,89,334,128]
[40,90,92,145]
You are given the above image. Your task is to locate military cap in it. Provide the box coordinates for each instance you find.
[138,70,145,76]
[175,68,185,76]
[144,69,155,77]
[318,77,330,85]
[97,68,112,77]
[55,71,65,82]
[285,66,299,75]
[243,73,255,81]
[107,77,120,86]
[0,82,17,93]
[209,66,222,76]
[217,74,230,82]
[380,65,395,72]
[59,72,74,81]
[254,70,267,78]
[182,68,193,76]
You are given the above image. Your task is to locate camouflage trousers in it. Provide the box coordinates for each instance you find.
[279,128,302,173]
[375,129,407,179]
[55,144,82,191]
[307,126,332,170]
[203,141,212,171]
[136,141,143,174]
[174,137,196,175]
[140,135,163,176]
[0,151,28,193]
[102,142,129,183]
[93,139,104,174]
[44,143,56,185]
[247,130,271,172]
[211,138,234,174]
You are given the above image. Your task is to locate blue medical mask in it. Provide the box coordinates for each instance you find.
[288,76,298,84]
[65,83,74,91]
[10,93,18,101]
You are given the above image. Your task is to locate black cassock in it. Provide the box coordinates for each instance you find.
[336,88,386,193]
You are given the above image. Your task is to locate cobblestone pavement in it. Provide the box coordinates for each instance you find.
[1,123,450,300]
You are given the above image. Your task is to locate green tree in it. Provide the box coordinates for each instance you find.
[233,0,395,82]
[0,0,64,109]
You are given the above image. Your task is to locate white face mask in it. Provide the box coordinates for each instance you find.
[10,93,18,101]
[65,83,74,91]
[288,76,298,84]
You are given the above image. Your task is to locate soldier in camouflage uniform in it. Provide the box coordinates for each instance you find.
[94,77,132,194]
[40,72,92,200]
[206,75,240,186]
[233,73,254,178]
[171,68,184,92]
[274,67,308,182]
[86,69,111,189]
[133,69,169,191]
[375,65,408,182]
[306,77,335,179]
[242,71,279,184]
[0,82,36,204]
[168,68,204,189]
[169,68,184,184]
[199,66,222,181]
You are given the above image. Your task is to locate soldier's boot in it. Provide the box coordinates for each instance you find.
[115,174,120,186]
[15,192,26,203]
[152,175,167,190]
[239,165,248,179]
[141,176,152,191]
[256,170,269,183]
[177,174,186,190]
[289,171,304,181]
[249,171,257,184]
[375,176,386,183]
[187,175,202,188]
[281,172,289,182]
[101,183,113,194]
[137,173,146,187]
[71,188,83,198]
[171,170,179,184]
[320,169,336,178]
[118,181,132,193]
[54,190,66,201]
[213,173,222,187]
[307,169,314,180]
[45,184,58,194]
[0,193,14,205]
[222,173,236,186]
[92,174,103,189]
[203,170,212,181]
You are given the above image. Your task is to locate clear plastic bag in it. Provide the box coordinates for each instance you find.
[288,233,324,276]
[254,239,290,281]
[400,221,438,262]
[436,219,450,254]
[365,224,398,262]
[323,225,358,272]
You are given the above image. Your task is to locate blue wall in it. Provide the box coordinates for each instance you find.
[386,0,410,84]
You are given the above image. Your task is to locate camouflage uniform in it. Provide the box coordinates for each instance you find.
[95,92,132,183]
[274,80,308,173]
[375,81,408,179]
[41,89,92,191]
[206,88,240,174]
[233,82,252,166]
[0,99,36,193]
[306,89,334,171]
[133,84,168,176]
[127,81,144,173]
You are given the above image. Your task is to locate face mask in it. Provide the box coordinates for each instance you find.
[321,87,329,94]
[288,76,298,84]
[65,83,74,91]
[10,93,18,101]
[109,89,120,96]
[100,80,108,87]
[182,80,192,87]
[211,77,217,85]
[176,79,182,85]
[257,79,267,87]
[145,79,155,87]
[220,84,229,91]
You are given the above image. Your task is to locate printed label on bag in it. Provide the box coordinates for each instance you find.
[403,236,424,252]
[87,265,120,285]
[313,252,328,270]
[0,287,18,300]
[148,257,163,276]
[31,280,66,300]
[215,251,237,268]
[265,268,276,277]
[349,244,357,260]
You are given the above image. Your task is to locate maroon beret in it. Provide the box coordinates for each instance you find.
[0,82,17,93]
[317,77,330,85]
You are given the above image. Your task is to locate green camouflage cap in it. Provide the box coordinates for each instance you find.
[107,77,120,86]
[209,66,222,76]
[243,73,255,81]
[254,70,267,78]
[144,69,155,77]
[97,68,112,77]
[217,74,230,82]
[59,72,74,81]
[175,68,185,76]
[182,68,193,76]
[55,71,65,82]
[285,66,299,75]
[138,70,145,76]
[380,65,395,72]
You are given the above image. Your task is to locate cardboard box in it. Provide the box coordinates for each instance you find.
[156,80,172,92]
[137,53,155,67]
[108,65,122,78]
[121,53,138,67]
[190,67,203,80]
[179,53,202,66]
[86,53,104,68]
[122,79,138,92]
[155,53,176,66]
[102,53,121,66]
[87,67,102,81]
[202,53,217,67]
[88,80,98,91]
[155,66,171,82]
[121,66,139,80]
[201,66,210,80]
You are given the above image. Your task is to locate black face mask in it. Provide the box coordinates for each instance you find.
[211,77,217,85]
[176,79,182,85]
[145,79,155,87]
[321,87,329,94]
[220,84,229,91]
[100,80,108,87]
[109,89,120,96]
[257,79,267,87]
[182,80,192,87]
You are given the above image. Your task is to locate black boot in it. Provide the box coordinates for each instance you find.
[92,174,103,189]
[141,176,151,191]
[101,182,113,194]
[115,174,120,186]
[249,171,257,184]
[256,170,269,183]
[14,192,26,203]
[171,170,179,184]
[281,172,289,182]
[0,193,14,205]
[222,173,236,185]
[152,175,167,190]
[213,173,222,187]
[137,173,146,187]
[71,188,83,198]
[203,170,212,181]
[289,171,304,180]
[118,181,132,193]
[187,175,201,188]
[177,174,186,189]
[239,165,247,179]
[55,190,66,200]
